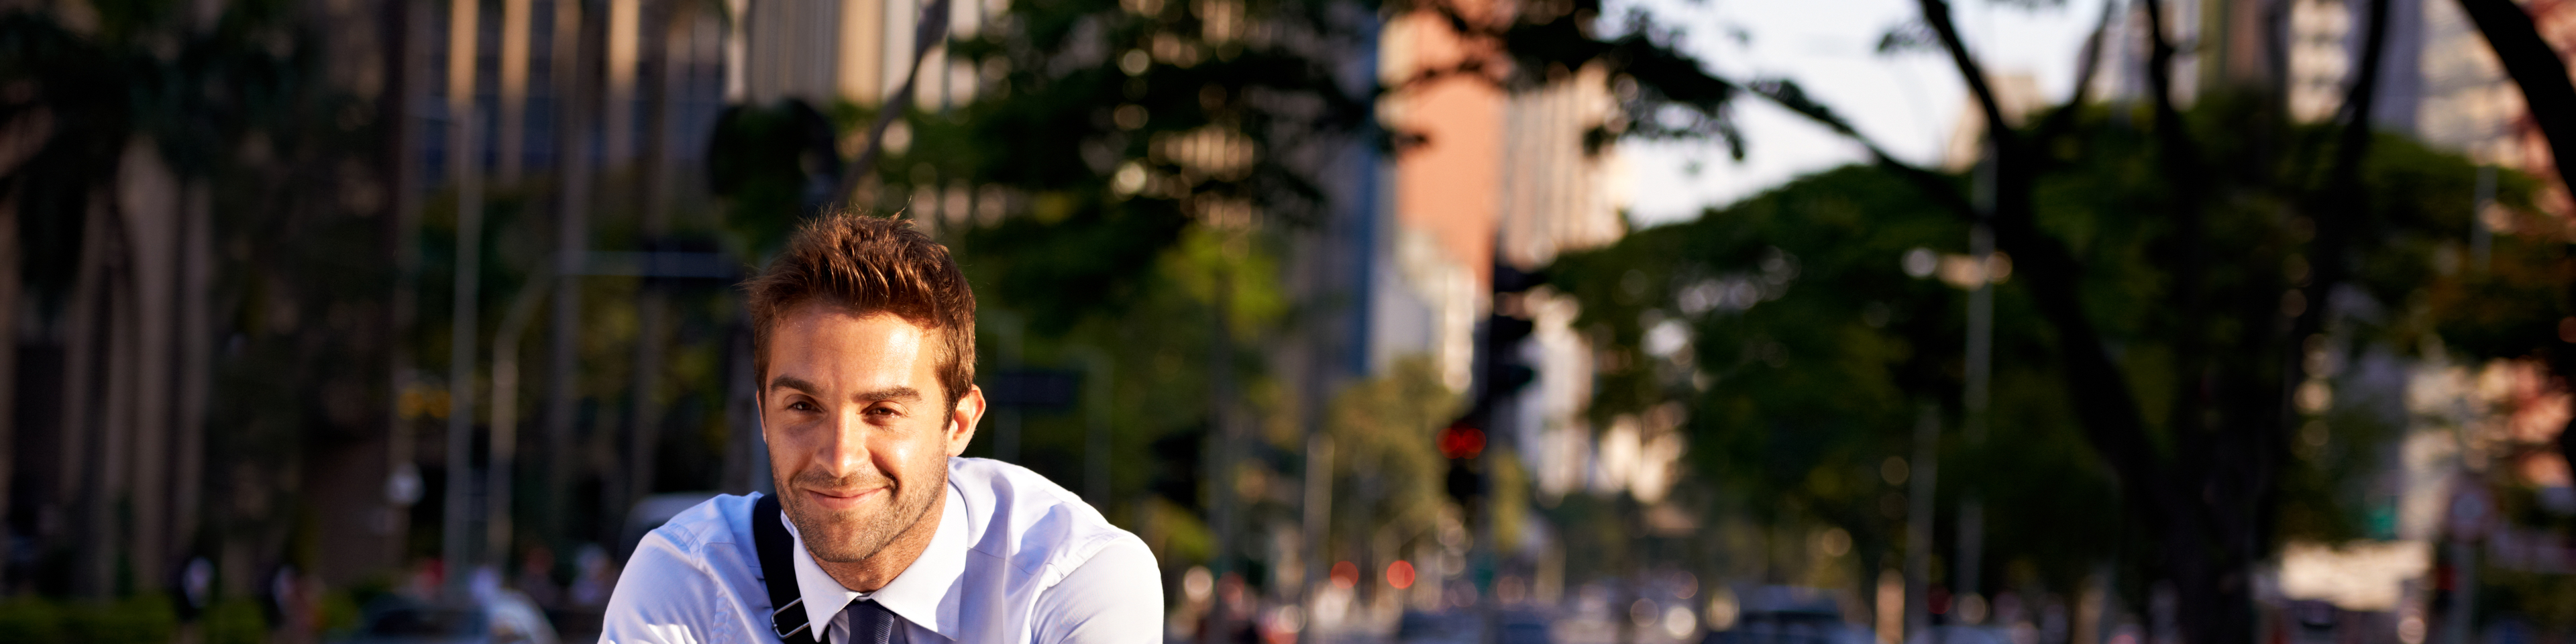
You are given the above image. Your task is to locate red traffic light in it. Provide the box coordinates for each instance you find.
[1437,424,1485,460]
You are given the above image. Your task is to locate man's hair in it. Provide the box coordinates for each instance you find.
[744,212,977,409]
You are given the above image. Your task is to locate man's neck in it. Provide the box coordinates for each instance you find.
[815,492,945,593]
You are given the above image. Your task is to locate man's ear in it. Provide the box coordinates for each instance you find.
[945,385,986,457]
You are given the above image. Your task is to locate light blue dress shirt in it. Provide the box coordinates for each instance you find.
[601,458,1164,644]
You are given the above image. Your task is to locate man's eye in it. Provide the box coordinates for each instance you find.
[867,406,900,417]
[788,401,817,412]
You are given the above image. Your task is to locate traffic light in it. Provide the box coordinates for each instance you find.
[1438,262,1547,508]
[1493,264,1546,294]
[1437,423,1486,460]
[1485,263,1543,403]
[1487,315,1536,398]
[1446,460,1485,502]
[1440,419,1487,506]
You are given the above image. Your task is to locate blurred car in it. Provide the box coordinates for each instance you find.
[1397,610,1475,644]
[1904,626,2012,644]
[1496,612,1554,644]
[1701,586,1876,644]
[1395,609,1555,644]
[341,591,560,644]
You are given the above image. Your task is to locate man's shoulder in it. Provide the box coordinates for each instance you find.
[602,494,769,643]
[629,493,765,581]
[947,458,1150,582]
[949,461,1165,643]
[651,493,761,550]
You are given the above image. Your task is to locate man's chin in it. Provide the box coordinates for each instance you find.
[786,506,893,559]
[804,529,898,563]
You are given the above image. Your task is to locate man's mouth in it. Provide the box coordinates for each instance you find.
[805,486,888,511]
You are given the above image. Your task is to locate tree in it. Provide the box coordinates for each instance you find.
[1476,0,2571,641]
[0,0,409,596]
[1558,113,2534,640]
[2445,0,2576,500]
[1548,164,2129,595]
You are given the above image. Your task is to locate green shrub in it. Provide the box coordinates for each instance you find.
[202,599,268,644]
[61,596,174,644]
[0,598,65,644]
[317,590,361,637]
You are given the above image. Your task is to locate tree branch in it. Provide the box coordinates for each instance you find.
[2135,0,2215,455]
[2453,0,2576,192]
[2135,0,2197,155]
[1381,58,1513,97]
[835,0,955,209]
[2032,2,2114,153]
[1915,0,2016,153]
[2292,0,2391,388]
[1750,79,1978,221]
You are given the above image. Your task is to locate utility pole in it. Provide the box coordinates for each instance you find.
[441,0,486,601]
[1298,431,1332,644]
[489,272,553,584]
[381,0,432,576]
[1904,405,1939,639]
[602,0,644,533]
[544,0,594,559]
[1204,263,1240,644]
[1957,143,1998,623]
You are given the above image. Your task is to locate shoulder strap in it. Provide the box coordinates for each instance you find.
[753,494,822,644]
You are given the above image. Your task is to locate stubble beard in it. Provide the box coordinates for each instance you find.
[780,464,945,564]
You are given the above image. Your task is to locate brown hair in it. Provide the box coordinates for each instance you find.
[743,212,977,409]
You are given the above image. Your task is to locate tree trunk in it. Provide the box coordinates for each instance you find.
[173,174,212,588]
[381,0,433,573]
[547,0,597,557]
[0,184,15,589]
[115,137,182,590]
[62,188,115,599]
[496,0,535,184]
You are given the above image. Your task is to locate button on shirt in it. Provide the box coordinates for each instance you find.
[602,458,1165,644]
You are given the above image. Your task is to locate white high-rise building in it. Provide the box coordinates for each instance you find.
[731,0,992,109]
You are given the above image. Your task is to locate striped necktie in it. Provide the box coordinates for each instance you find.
[832,598,906,644]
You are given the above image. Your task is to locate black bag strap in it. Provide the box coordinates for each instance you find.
[753,494,823,644]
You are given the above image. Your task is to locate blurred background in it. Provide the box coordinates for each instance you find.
[1,0,2575,641]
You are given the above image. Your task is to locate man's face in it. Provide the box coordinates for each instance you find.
[760,303,983,564]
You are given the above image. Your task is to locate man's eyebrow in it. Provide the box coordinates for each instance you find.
[852,386,924,403]
[768,375,821,394]
[766,378,922,405]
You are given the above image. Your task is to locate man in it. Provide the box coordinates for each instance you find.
[602,213,1163,644]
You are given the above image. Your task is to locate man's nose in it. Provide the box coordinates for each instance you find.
[816,409,874,476]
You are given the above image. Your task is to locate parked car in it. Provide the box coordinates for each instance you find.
[341,591,559,644]
[1397,610,1477,644]
[1395,609,1556,644]
[1701,586,1876,644]
[1496,612,1554,644]
[1904,626,2012,644]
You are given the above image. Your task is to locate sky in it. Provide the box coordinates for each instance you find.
[1609,0,2112,227]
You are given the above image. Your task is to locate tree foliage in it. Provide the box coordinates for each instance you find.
[1551,96,2541,612]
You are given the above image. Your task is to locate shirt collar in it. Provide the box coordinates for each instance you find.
[784,486,969,641]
